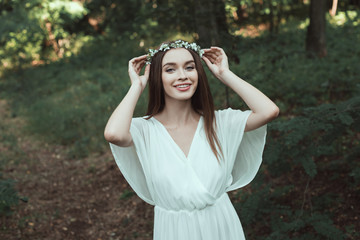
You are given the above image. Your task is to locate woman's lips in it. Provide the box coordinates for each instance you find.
[175,84,191,91]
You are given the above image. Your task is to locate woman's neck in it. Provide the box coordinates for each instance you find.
[155,98,199,127]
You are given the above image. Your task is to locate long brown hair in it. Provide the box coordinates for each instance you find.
[145,41,223,161]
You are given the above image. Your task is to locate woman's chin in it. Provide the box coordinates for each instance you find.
[165,91,196,102]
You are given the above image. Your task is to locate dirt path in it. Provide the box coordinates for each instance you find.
[0,99,153,240]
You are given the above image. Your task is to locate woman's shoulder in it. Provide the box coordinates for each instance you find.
[215,107,251,125]
[131,116,154,129]
[132,116,150,121]
[215,107,245,116]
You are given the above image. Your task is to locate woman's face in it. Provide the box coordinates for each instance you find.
[161,48,198,102]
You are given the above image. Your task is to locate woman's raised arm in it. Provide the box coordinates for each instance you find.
[104,55,150,146]
[202,47,279,131]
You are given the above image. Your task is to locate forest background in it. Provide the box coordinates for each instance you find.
[0,0,359,239]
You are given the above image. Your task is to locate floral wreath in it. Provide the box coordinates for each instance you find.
[146,40,204,64]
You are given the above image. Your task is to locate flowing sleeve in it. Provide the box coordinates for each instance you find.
[109,117,154,205]
[216,108,267,192]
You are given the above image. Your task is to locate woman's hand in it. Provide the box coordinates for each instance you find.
[203,48,279,132]
[105,55,149,147]
[202,47,230,81]
[128,55,150,92]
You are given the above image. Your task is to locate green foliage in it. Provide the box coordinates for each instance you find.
[266,97,360,178]
[85,0,157,39]
[0,99,28,217]
[0,0,44,68]
[349,166,360,185]
[0,0,88,69]
[263,212,345,240]
[227,23,360,111]
[228,25,360,237]
[227,0,308,32]
[0,129,23,168]
[120,189,136,200]
[1,37,145,157]
[234,97,359,239]
[0,176,19,216]
[238,183,349,239]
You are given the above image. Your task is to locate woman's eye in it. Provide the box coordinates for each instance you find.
[186,66,195,70]
[165,68,175,72]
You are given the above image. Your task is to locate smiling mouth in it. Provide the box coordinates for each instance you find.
[174,84,191,91]
[175,84,191,88]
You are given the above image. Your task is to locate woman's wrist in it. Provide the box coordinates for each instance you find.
[130,79,145,95]
[217,68,234,85]
[131,79,144,91]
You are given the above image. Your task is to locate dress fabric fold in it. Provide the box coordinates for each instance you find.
[109,108,267,240]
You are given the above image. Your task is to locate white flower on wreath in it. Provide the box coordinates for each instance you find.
[145,40,204,65]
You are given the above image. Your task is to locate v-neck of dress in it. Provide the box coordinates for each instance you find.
[152,116,203,159]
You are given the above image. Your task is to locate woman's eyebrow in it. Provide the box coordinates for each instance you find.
[162,62,176,68]
[162,60,195,68]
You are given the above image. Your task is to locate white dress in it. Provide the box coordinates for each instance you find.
[109,108,267,240]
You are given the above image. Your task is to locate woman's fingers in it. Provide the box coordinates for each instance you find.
[202,55,217,71]
[143,64,150,79]
[129,54,147,66]
[202,56,212,66]
[204,54,219,65]
[202,47,229,79]
[136,61,145,73]
[203,47,226,64]
[127,54,151,90]
[209,47,224,57]
[203,51,218,63]
[205,50,217,57]
[204,52,217,60]
[204,47,227,61]
[203,47,222,55]
[204,47,229,68]
[129,55,148,74]
[131,54,148,62]
[202,55,221,78]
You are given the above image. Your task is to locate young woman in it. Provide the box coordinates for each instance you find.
[104,40,279,240]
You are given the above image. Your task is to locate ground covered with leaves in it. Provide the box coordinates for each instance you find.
[0,100,153,240]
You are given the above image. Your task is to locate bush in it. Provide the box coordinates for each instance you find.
[235,97,359,239]
[0,176,20,216]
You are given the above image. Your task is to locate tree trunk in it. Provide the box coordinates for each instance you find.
[194,0,217,47]
[194,0,231,47]
[306,0,327,58]
[45,21,62,58]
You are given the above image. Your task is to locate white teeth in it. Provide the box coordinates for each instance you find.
[176,84,190,88]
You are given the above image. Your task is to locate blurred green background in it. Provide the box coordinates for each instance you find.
[0,0,359,239]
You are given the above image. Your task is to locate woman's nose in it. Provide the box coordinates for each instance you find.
[178,69,187,79]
